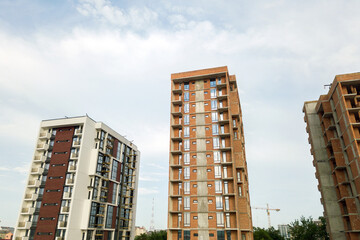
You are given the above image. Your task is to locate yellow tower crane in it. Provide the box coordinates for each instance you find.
[253,203,280,228]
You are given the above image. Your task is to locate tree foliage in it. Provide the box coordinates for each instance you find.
[289,216,329,240]
[135,230,167,240]
[254,227,284,240]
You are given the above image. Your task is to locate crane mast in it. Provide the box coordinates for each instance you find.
[253,203,280,228]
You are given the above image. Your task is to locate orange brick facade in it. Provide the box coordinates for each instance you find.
[304,72,360,240]
[168,66,253,240]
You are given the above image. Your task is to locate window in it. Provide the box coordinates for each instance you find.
[178,198,182,211]
[111,160,119,181]
[192,141,196,145]
[184,127,190,137]
[184,213,190,227]
[184,167,190,179]
[224,181,229,194]
[213,137,220,149]
[193,184,197,188]
[226,230,231,240]
[193,216,198,220]
[216,196,223,209]
[209,216,213,219]
[192,169,197,173]
[184,153,190,165]
[233,119,236,127]
[211,100,217,110]
[212,124,219,135]
[191,93,195,96]
[212,112,218,122]
[106,206,114,228]
[184,197,190,210]
[242,234,246,240]
[217,231,225,240]
[223,166,228,178]
[216,213,224,226]
[215,181,222,193]
[191,116,196,119]
[210,79,216,87]
[215,166,221,178]
[221,125,225,134]
[184,83,189,90]
[184,139,190,151]
[178,214,182,228]
[222,152,227,162]
[218,77,222,84]
[234,132,237,139]
[184,182,190,194]
[225,197,230,211]
[208,199,213,203]
[214,151,220,163]
[184,115,190,125]
[178,231,182,240]
[184,92,189,101]
[237,171,241,182]
[211,89,217,98]
[226,214,230,228]
[184,103,189,113]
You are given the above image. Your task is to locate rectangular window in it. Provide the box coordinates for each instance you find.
[184,139,190,151]
[226,214,231,229]
[184,167,190,179]
[215,180,222,193]
[184,153,190,165]
[226,230,231,240]
[111,160,119,181]
[212,124,219,135]
[218,231,225,240]
[211,100,217,110]
[184,196,190,210]
[106,205,114,228]
[216,213,224,226]
[184,213,190,227]
[222,152,227,162]
[112,184,117,204]
[184,127,190,137]
[184,182,190,194]
[237,171,241,182]
[184,83,189,90]
[184,103,190,113]
[225,197,230,211]
[184,92,189,101]
[224,181,229,194]
[216,196,223,209]
[223,166,228,178]
[212,112,218,122]
[215,166,221,178]
[214,151,220,163]
[184,115,190,125]
[211,89,217,98]
[239,186,242,196]
[210,79,216,87]
[213,137,220,149]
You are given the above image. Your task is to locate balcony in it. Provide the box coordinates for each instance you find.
[68,165,77,172]
[30,167,44,175]
[60,206,70,214]
[221,161,232,165]
[17,221,31,229]
[28,179,40,188]
[66,178,74,185]
[172,98,183,105]
[170,178,182,182]
[218,106,229,113]
[33,155,46,163]
[36,143,49,151]
[39,132,51,139]
[171,136,182,141]
[172,88,182,94]
[70,152,79,159]
[171,111,183,117]
[171,123,182,128]
[63,191,71,199]
[217,94,228,100]
[170,163,182,168]
[55,237,64,240]
[216,83,227,89]
[219,132,230,137]
[58,221,67,228]
[24,193,38,201]
[15,237,29,240]
[21,207,35,215]
[73,141,81,148]
[218,119,230,124]
[74,128,82,135]
[170,150,182,155]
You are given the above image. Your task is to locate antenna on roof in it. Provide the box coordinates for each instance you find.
[324,83,332,89]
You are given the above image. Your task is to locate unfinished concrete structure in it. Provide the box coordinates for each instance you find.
[168,66,253,240]
[304,72,360,240]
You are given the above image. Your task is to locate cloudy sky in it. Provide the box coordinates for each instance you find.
[0,0,360,230]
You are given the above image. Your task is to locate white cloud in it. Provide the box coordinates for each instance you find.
[138,187,159,195]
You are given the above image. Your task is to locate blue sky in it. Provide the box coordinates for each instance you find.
[0,0,360,230]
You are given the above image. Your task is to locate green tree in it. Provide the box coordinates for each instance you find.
[254,227,284,240]
[135,230,167,240]
[289,216,328,240]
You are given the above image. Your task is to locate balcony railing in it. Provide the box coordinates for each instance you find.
[73,141,81,147]
[68,165,77,172]
[36,143,49,151]
[63,191,71,199]
[61,206,70,214]
[70,152,78,159]
[66,178,74,185]
[24,193,38,201]
[39,132,51,139]
[21,207,35,215]
[17,221,31,229]
[58,221,67,228]
[30,167,44,175]
[28,179,40,188]
[74,128,82,135]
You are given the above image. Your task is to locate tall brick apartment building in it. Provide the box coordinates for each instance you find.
[168,66,253,240]
[304,73,360,240]
[14,116,140,240]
